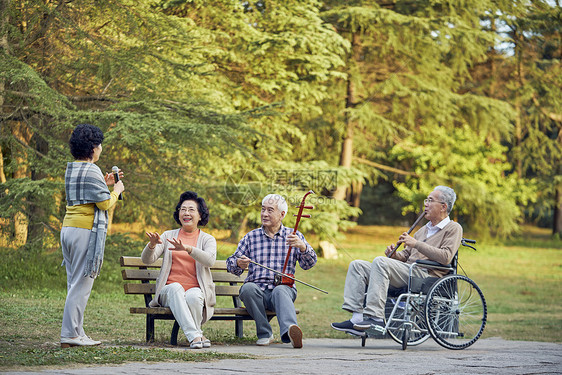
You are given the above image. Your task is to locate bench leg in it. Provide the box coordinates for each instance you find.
[171,321,180,346]
[235,319,244,338]
[146,314,155,342]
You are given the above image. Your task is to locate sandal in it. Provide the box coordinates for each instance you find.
[202,337,211,348]
[190,338,203,349]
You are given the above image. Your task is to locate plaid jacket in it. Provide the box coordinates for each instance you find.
[226,225,317,290]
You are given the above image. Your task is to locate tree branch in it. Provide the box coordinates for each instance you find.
[532,94,562,122]
[4,90,118,103]
[19,0,67,50]
[4,90,37,98]
[68,95,118,103]
[354,157,418,176]
[0,0,10,54]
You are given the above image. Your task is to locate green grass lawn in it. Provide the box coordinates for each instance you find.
[1,225,560,369]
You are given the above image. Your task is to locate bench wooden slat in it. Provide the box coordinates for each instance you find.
[124,283,241,296]
[210,260,227,270]
[214,308,278,316]
[131,306,172,314]
[124,283,155,294]
[121,256,162,267]
[121,256,228,270]
[122,269,160,280]
[130,307,286,316]
[122,269,244,283]
[211,272,244,283]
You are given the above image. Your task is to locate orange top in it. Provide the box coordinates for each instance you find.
[166,229,200,291]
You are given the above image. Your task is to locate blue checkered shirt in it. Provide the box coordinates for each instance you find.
[226,225,317,290]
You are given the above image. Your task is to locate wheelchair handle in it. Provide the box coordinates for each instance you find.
[461,238,477,251]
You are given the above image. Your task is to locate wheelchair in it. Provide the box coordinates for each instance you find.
[359,238,487,350]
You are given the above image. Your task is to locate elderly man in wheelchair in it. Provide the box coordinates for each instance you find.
[331,185,486,350]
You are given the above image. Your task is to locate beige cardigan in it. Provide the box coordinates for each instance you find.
[141,229,216,324]
[398,221,463,277]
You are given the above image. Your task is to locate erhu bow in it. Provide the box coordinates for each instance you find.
[387,209,426,259]
[244,190,328,294]
[246,259,328,294]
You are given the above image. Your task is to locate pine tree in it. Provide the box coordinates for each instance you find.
[320,0,528,235]
[505,1,561,235]
[468,0,562,235]
[159,0,360,240]
[0,0,252,247]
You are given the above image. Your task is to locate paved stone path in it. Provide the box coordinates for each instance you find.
[5,337,561,375]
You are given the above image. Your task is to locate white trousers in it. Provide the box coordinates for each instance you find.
[60,227,96,339]
[159,283,204,342]
[342,256,428,318]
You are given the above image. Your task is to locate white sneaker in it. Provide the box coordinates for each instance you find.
[256,335,274,346]
[60,337,82,348]
[60,336,101,348]
[80,335,101,346]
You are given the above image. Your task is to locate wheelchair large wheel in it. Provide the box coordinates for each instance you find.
[385,296,430,347]
[425,275,487,350]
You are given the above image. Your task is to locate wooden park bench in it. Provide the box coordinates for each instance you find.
[120,256,298,345]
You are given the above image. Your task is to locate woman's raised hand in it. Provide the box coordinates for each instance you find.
[145,232,162,249]
[104,169,124,186]
[167,237,193,254]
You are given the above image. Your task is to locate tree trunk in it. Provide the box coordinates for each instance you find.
[0,0,8,184]
[351,180,363,206]
[107,203,116,234]
[514,29,524,177]
[489,17,497,97]
[554,183,562,236]
[348,180,363,222]
[229,213,250,243]
[333,32,360,201]
[0,145,5,184]
[552,83,562,235]
[0,0,9,52]
[514,102,523,177]
[12,124,32,246]
[26,132,49,243]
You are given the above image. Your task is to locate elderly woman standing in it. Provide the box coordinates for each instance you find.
[142,191,216,349]
[61,124,125,348]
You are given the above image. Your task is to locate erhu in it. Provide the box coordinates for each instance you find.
[274,190,315,287]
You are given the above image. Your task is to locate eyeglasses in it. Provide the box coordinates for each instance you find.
[424,198,446,205]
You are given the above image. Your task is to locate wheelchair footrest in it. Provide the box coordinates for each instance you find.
[366,325,386,337]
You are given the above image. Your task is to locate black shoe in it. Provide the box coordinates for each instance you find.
[353,317,385,331]
[331,320,366,337]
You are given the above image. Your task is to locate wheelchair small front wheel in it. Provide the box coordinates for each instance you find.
[425,275,487,350]
[385,296,430,347]
[401,326,409,350]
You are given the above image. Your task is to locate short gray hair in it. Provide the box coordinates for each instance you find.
[434,186,456,214]
[262,194,288,219]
